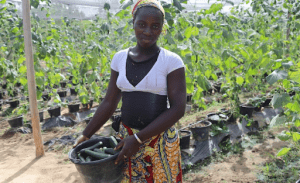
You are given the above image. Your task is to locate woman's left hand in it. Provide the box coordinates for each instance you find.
[114,135,141,164]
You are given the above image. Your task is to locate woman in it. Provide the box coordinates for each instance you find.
[74,0,186,182]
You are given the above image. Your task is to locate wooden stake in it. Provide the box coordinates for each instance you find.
[22,0,45,157]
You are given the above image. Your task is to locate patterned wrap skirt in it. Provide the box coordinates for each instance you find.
[118,122,183,183]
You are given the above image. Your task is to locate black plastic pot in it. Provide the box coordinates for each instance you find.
[53,84,59,89]
[57,90,67,98]
[207,113,228,127]
[68,103,80,113]
[39,111,44,122]
[42,93,51,101]
[262,98,272,107]
[295,179,300,183]
[254,106,262,112]
[0,91,4,99]
[187,94,192,102]
[7,99,20,108]
[239,104,255,118]
[2,83,7,89]
[202,88,213,96]
[8,116,23,128]
[48,106,61,118]
[289,91,296,96]
[0,103,2,111]
[84,117,93,124]
[89,99,94,108]
[70,88,78,95]
[82,99,94,109]
[15,82,21,87]
[190,120,212,142]
[69,137,124,183]
[213,83,222,93]
[179,130,192,149]
[60,82,67,88]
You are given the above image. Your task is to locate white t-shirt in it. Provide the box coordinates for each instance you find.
[111,47,185,96]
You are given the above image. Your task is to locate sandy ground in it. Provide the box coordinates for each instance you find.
[0,126,82,183]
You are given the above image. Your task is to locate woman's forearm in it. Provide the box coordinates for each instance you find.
[136,104,185,142]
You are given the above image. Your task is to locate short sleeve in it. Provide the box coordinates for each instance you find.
[110,53,119,72]
[166,54,185,74]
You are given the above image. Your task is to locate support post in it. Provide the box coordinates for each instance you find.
[22,0,45,157]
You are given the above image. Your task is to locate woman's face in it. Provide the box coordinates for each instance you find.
[133,7,163,48]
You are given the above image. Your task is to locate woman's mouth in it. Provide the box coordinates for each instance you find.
[142,39,151,43]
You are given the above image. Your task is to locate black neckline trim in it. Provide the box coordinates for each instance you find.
[128,48,161,63]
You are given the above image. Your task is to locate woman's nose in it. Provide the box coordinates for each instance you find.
[143,27,151,35]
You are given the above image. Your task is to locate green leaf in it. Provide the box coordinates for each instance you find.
[286,102,300,113]
[277,148,291,157]
[226,0,234,6]
[37,90,43,100]
[11,27,19,34]
[18,56,26,64]
[295,119,300,127]
[222,29,234,42]
[36,78,44,86]
[236,76,244,85]
[290,69,300,83]
[292,132,300,142]
[121,0,133,10]
[281,61,293,69]
[184,27,192,39]
[0,0,6,4]
[277,131,291,141]
[269,114,287,128]
[205,3,223,14]
[166,33,175,44]
[173,0,183,11]
[201,17,214,30]
[271,93,290,109]
[266,70,288,85]
[19,65,27,74]
[104,3,110,11]
[20,77,27,86]
[79,95,89,104]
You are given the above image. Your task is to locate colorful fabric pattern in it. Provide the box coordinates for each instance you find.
[118,122,182,183]
[132,0,165,19]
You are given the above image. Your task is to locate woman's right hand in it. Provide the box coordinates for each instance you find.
[73,135,90,148]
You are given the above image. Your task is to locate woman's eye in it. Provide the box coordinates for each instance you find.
[153,25,158,29]
[139,23,145,27]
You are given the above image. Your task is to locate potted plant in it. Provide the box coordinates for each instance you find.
[60,80,67,88]
[207,112,229,127]
[57,89,67,98]
[7,84,18,98]
[179,130,192,149]
[67,100,81,113]
[247,96,267,112]
[47,95,66,118]
[78,87,93,109]
[8,104,28,128]
[70,86,79,96]
[6,97,20,108]
[189,120,212,142]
